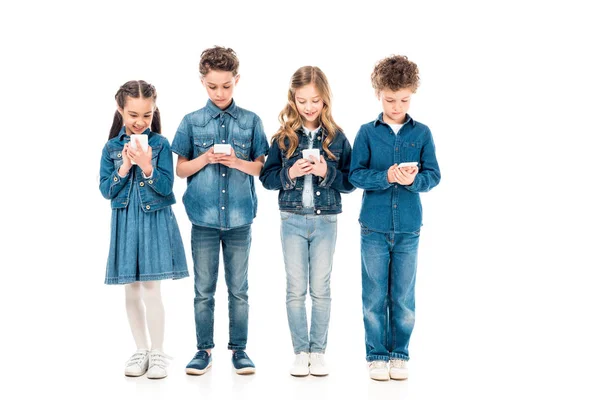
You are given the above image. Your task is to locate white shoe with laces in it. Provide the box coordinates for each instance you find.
[389,358,408,380]
[146,350,173,379]
[309,353,329,376]
[369,360,389,381]
[290,352,310,377]
[124,349,150,377]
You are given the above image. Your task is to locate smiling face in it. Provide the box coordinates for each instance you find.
[118,96,154,135]
[202,69,239,110]
[294,83,324,130]
[378,88,413,125]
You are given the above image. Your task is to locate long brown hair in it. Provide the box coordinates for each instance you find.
[108,80,161,139]
[272,66,342,159]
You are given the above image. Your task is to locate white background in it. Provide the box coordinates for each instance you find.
[2,1,599,399]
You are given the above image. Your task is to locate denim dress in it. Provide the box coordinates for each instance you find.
[101,130,188,285]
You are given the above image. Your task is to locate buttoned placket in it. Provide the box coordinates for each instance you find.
[392,125,403,232]
[218,112,229,228]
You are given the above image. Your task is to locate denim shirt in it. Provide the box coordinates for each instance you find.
[171,100,269,229]
[349,113,441,233]
[259,128,355,215]
[99,127,176,212]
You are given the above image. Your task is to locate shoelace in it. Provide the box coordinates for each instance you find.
[126,350,148,367]
[390,359,406,368]
[149,351,172,369]
[311,353,325,365]
[233,351,248,360]
[193,351,209,360]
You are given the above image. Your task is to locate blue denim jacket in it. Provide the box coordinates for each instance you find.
[260,129,355,214]
[99,127,176,212]
[171,100,269,229]
[349,113,441,233]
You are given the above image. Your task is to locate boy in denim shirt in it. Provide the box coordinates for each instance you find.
[171,46,269,375]
[349,55,441,381]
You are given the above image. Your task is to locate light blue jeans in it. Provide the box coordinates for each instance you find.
[360,224,420,361]
[280,211,337,354]
[191,224,251,351]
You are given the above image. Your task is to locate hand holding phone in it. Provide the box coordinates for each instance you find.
[129,134,148,165]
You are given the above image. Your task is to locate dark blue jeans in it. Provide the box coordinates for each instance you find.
[191,224,252,351]
[360,225,420,361]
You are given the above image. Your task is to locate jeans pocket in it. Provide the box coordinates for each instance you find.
[280,211,292,221]
[324,214,337,223]
[359,222,372,236]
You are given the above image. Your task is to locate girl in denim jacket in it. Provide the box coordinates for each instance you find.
[260,66,354,377]
[99,81,188,379]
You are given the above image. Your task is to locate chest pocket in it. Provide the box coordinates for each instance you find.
[193,137,214,158]
[401,141,422,163]
[232,138,251,160]
[110,150,124,169]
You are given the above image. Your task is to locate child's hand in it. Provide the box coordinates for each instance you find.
[310,155,328,178]
[387,164,403,183]
[397,166,418,185]
[218,148,241,169]
[204,147,225,164]
[289,158,313,179]
[121,143,133,171]
[129,138,153,172]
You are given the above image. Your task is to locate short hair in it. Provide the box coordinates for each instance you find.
[371,55,419,92]
[199,46,239,76]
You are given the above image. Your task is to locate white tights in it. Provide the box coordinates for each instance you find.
[124,281,165,351]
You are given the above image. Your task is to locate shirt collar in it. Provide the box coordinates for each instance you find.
[117,126,152,141]
[374,113,415,128]
[206,99,239,119]
[302,125,321,139]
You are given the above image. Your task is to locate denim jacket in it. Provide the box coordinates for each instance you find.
[260,129,355,214]
[171,100,269,229]
[349,113,441,233]
[99,127,176,212]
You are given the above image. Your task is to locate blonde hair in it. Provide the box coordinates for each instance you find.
[273,66,342,159]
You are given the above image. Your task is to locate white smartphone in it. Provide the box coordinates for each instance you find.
[302,148,321,163]
[398,161,418,168]
[129,134,148,165]
[214,143,232,155]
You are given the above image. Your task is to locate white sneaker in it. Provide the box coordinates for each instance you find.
[368,360,389,381]
[389,359,408,380]
[290,352,310,377]
[146,350,172,379]
[124,349,150,377]
[309,353,329,376]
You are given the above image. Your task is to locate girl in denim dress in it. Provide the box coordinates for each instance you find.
[260,66,354,377]
[99,81,188,379]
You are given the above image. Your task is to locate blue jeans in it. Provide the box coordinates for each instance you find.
[280,211,337,354]
[360,225,420,361]
[191,224,252,351]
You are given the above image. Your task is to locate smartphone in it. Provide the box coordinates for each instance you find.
[129,134,148,165]
[214,143,232,155]
[398,162,418,168]
[302,148,320,163]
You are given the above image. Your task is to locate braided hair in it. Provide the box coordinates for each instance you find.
[108,80,161,139]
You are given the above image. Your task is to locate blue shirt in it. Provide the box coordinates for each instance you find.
[349,113,441,233]
[302,126,320,208]
[171,100,269,229]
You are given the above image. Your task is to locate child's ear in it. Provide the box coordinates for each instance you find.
[375,90,381,100]
[200,77,206,87]
[234,74,240,85]
[117,106,124,116]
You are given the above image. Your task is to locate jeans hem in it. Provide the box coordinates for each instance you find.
[389,352,409,361]
[196,344,215,351]
[228,345,247,351]
[366,355,389,362]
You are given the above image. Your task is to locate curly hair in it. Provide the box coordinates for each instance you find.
[199,46,239,76]
[371,55,419,92]
[272,66,342,160]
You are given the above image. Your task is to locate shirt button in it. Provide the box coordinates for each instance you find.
[221,206,225,210]
[146,205,150,210]
[117,153,122,158]
[140,182,144,187]
[316,210,321,215]
[222,140,225,143]
[317,136,321,140]
[222,173,226,177]
[393,204,397,208]
[203,142,206,146]
[148,180,153,184]
[221,125,225,128]
[316,191,321,196]
[242,144,245,148]
[113,176,118,182]
[222,190,226,193]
